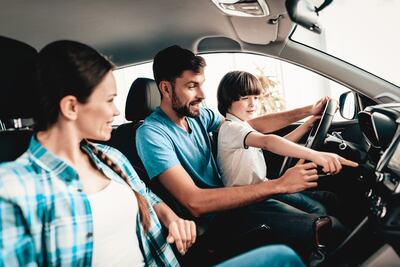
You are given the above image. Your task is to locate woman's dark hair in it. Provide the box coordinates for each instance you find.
[35,40,114,131]
[217,71,262,116]
[153,45,206,90]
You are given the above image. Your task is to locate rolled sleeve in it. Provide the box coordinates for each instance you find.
[0,194,37,267]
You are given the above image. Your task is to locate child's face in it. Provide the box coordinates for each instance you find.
[228,95,259,121]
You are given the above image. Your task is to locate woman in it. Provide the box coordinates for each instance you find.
[0,40,193,266]
[0,40,304,267]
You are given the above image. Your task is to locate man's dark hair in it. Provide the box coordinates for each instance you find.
[152,45,206,89]
[217,71,262,116]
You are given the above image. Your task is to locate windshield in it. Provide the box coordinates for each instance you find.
[291,0,400,87]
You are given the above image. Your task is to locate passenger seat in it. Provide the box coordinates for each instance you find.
[107,78,161,184]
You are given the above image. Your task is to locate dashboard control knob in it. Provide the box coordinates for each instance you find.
[376,197,382,206]
[376,172,384,183]
[366,189,373,198]
[379,206,387,218]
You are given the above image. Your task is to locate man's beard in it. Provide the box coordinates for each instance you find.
[171,88,201,118]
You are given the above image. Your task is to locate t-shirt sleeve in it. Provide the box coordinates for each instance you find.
[136,124,180,180]
[200,108,222,132]
[219,121,253,150]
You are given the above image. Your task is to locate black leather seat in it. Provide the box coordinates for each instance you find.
[0,36,38,163]
[107,77,161,183]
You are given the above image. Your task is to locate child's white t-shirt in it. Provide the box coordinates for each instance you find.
[217,113,267,186]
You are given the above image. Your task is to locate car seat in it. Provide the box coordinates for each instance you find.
[0,36,38,163]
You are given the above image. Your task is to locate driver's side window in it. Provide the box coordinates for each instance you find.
[201,53,350,121]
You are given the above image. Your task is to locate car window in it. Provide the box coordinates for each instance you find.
[291,0,400,87]
[113,53,350,125]
[113,62,153,125]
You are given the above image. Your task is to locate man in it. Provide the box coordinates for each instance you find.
[136,45,358,262]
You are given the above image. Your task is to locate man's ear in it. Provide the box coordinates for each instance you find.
[59,95,79,121]
[159,81,172,100]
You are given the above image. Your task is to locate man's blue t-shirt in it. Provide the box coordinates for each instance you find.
[136,107,223,188]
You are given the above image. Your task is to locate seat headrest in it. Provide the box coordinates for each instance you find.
[125,78,161,121]
[0,36,39,120]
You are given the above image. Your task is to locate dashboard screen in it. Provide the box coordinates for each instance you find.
[388,140,400,176]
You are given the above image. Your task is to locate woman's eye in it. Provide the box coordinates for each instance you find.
[241,97,248,100]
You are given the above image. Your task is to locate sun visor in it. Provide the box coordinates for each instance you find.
[230,16,279,45]
[196,36,241,53]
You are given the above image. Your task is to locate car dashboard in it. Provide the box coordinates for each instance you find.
[358,103,400,251]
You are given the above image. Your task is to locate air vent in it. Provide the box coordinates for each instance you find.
[211,0,270,17]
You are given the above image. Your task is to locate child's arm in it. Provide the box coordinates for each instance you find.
[284,115,320,142]
[245,132,358,174]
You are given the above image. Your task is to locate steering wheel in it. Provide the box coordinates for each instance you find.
[278,99,337,177]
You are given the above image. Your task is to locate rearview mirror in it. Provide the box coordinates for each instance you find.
[339,91,357,120]
[285,0,333,34]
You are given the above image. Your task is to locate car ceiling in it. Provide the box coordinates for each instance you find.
[1,0,292,67]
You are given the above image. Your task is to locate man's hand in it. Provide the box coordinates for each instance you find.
[278,162,319,194]
[310,151,359,174]
[166,218,196,255]
[311,96,330,115]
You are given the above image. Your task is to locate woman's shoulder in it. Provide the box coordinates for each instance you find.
[0,154,38,198]
[92,143,138,177]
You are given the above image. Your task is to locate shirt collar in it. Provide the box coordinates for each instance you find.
[27,135,98,183]
[225,112,244,123]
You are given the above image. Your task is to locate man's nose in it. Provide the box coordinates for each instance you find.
[197,86,206,99]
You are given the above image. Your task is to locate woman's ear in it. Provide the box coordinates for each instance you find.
[159,81,172,100]
[59,95,79,121]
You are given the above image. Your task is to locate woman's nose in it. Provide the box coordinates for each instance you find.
[113,102,121,116]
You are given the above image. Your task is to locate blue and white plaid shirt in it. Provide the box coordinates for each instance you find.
[0,136,179,267]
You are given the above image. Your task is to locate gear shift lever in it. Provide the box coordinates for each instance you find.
[314,216,332,249]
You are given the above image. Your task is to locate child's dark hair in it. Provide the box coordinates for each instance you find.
[153,45,206,91]
[217,71,262,116]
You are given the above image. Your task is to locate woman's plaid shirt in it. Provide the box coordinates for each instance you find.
[0,136,179,267]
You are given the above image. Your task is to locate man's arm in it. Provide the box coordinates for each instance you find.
[247,96,329,133]
[158,163,319,217]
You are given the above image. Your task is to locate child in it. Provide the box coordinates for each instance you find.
[217,70,357,215]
